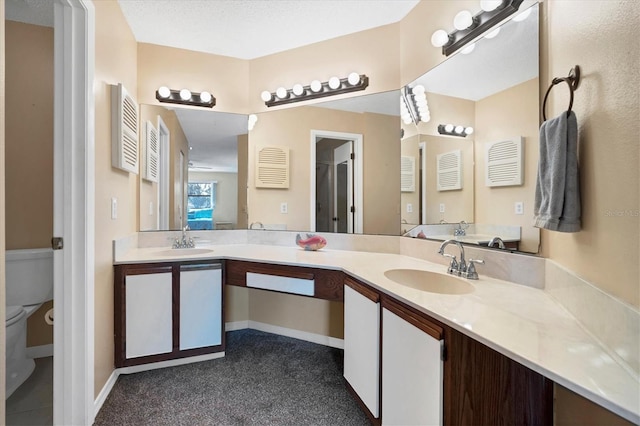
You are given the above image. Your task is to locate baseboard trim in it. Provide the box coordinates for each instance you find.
[117,352,226,375]
[94,369,119,418]
[247,320,344,349]
[225,320,249,331]
[26,343,54,359]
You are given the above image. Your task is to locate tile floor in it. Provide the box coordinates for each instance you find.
[5,357,53,426]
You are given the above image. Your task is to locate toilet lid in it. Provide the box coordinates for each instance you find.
[6,305,25,323]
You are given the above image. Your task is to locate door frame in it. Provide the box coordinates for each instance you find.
[333,142,353,233]
[310,130,363,233]
[53,0,95,424]
[157,116,170,230]
[419,141,427,225]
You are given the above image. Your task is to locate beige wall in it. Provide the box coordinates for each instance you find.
[137,43,249,114]
[237,134,249,229]
[93,0,139,397]
[138,104,189,231]
[5,21,53,250]
[5,21,55,348]
[1,0,6,411]
[189,171,238,227]
[249,24,401,114]
[248,106,398,233]
[475,78,540,253]
[540,0,639,307]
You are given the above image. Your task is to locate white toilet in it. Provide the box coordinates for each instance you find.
[5,248,53,399]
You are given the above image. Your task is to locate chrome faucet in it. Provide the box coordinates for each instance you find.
[249,221,264,230]
[438,239,484,279]
[488,236,506,249]
[453,221,467,237]
[173,225,195,249]
[438,239,467,275]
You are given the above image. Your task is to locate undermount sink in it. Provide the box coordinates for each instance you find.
[384,269,474,295]
[156,248,214,256]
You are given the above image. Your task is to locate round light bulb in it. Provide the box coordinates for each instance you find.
[420,114,431,123]
[480,0,502,12]
[328,76,341,90]
[453,10,473,30]
[484,27,501,39]
[513,7,531,22]
[276,87,288,99]
[199,91,212,103]
[401,103,409,115]
[455,125,464,134]
[461,43,476,55]
[157,86,171,99]
[310,80,322,93]
[465,127,474,135]
[261,90,272,102]
[248,114,258,131]
[347,72,360,86]
[403,116,413,125]
[292,84,304,96]
[416,98,428,108]
[412,84,425,95]
[445,124,454,132]
[179,89,191,101]
[431,29,450,48]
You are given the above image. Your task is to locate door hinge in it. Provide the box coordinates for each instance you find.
[350,152,354,160]
[441,343,447,361]
[52,237,64,250]
[350,206,355,213]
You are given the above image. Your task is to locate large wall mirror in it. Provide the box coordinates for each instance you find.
[402,3,540,253]
[138,3,540,254]
[138,104,248,231]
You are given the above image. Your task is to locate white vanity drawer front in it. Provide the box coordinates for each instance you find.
[246,272,314,296]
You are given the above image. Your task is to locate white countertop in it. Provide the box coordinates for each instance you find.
[115,243,640,423]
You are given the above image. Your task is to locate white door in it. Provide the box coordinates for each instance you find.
[382,308,443,426]
[344,284,380,418]
[176,150,186,228]
[180,265,223,350]
[333,142,353,233]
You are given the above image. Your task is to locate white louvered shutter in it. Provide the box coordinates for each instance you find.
[255,145,290,188]
[111,83,139,174]
[143,120,159,182]
[437,150,462,191]
[485,137,524,187]
[401,156,415,192]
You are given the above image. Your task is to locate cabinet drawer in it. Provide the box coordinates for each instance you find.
[225,260,344,301]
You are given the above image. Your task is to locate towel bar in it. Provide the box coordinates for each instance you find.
[542,65,581,121]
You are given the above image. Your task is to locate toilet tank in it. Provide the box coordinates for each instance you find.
[5,248,54,306]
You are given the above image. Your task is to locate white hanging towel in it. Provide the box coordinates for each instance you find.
[533,110,581,232]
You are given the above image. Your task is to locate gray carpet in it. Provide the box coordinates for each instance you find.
[94,329,370,425]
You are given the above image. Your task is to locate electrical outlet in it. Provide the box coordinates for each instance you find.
[407,203,413,213]
[280,202,288,214]
[439,203,445,213]
[111,198,118,219]
[515,201,524,215]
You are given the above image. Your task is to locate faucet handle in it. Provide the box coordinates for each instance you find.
[463,259,484,280]
[442,253,459,275]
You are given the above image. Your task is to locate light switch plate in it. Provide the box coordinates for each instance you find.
[515,201,524,215]
[407,203,413,213]
[111,197,118,219]
[439,203,445,213]
[280,202,288,214]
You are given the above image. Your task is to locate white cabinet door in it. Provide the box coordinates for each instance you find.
[125,272,173,359]
[180,266,222,350]
[382,307,443,426]
[344,283,380,418]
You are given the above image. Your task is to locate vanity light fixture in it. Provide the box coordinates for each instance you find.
[155,86,216,108]
[261,72,369,107]
[430,0,525,56]
[438,124,474,137]
[401,85,430,125]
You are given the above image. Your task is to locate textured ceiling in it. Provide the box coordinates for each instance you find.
[117,0,420,60]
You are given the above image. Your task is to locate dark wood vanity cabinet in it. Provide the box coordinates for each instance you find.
[343,276,553,426]
[114,260,225,368]
[225,259,344,301]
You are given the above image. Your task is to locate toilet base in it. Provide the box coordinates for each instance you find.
[6,357,35,399]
